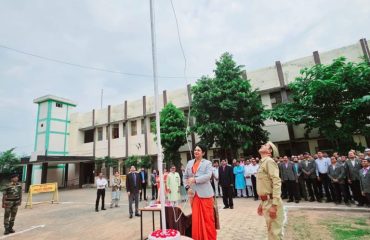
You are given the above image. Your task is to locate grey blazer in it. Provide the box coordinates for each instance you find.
[300,160,317,179]
[279,162,297,181]
[328,164,346,184]
[183,159,214,198]
[359,168,370,193]
[345,159,362,181]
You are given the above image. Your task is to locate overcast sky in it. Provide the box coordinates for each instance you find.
[0,0,369,155]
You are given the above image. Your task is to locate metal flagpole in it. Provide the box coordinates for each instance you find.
[149,0,166,233]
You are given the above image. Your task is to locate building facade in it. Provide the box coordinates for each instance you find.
[23,38,370,189]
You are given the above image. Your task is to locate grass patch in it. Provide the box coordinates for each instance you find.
[325,218,370,240]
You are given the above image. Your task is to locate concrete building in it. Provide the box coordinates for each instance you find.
[22,38,370,190]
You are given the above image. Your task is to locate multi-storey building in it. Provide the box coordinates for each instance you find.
[22,38,370,191]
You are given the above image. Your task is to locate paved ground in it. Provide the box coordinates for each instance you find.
[0,189,369,240]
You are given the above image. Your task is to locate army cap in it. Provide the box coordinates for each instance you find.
[267,141,279,158]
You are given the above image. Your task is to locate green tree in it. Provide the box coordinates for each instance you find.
[268,57,370,154]
[191,52,268,159]
[153,102,187,169]
[0,148,21,174]
[125,155,139,169]
[139,155,152,169]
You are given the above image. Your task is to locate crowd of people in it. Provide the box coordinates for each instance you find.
[211,148,370,208]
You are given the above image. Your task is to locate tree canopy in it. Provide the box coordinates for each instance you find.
[268,57,370,153]
[157,102,187,169]
[191,52,268,159]
[0,148,21,174]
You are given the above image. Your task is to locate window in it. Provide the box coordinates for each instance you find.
[122,122,126,137]
[112,124,119,139]
[97,127,103,141]
[56,103,63,108]
[84,129,94,143]
[269,91,282,108]
[141,119,146,134]
[150,117,156,133]
[131,120,137,136]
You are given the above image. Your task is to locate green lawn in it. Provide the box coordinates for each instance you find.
[325,217,370,240]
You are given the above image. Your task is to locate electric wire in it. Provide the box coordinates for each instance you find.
[169,0,193,160]
[0,44,197,79]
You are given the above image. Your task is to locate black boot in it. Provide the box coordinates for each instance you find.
[8,228,15,234]
[4,228,10,235]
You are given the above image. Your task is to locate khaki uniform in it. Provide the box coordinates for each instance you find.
[257,156,283,240]
[2,182,22,231]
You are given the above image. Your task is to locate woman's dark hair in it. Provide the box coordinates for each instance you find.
[194,142,208,153]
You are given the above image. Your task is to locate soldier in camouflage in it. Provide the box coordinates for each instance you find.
[2,173,22,235]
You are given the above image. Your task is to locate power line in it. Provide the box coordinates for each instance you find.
[169,0,193,159]
[0,44,197,79]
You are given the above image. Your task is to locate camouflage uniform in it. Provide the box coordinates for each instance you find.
[2,182,22,234]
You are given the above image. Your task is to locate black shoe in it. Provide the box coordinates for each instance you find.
[304,198,308,201]
[223,206,229,209]
[287,199,294,203]
[317,199,322,203]
[325,199,333,203]
[357,203,364,207]
[95,209,99,212]
[295,200,300,203]
[135,213,141,217]
[129,214,133,218]
[8,228,15,234]
[101,208,106,210]
[345,202,351,206]
[309,198,315,202]
[4,229,10,235]
[230,206,234,209]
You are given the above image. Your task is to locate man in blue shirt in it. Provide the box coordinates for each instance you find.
[139,168,148,201]
[315,151,333,202]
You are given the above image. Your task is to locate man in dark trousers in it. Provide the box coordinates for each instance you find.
[151,169,158,200]
[280,156,299,203]
[219,159,234,209]
[139,167,148,201]
[126,165,142,218]
[328,156,349,205]
[301,153,320,202]
[346,151,366,206]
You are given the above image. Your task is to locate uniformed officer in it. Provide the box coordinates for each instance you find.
[2,173,22,235]
[257,141,283,240]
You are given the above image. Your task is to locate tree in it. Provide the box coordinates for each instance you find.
[268,57,370,154]
[0,148,21,174]
[125,155,139,169]
[154,102,187,169]
[191,52,268,159]
[139,155,152,169]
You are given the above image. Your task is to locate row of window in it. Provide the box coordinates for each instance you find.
[83,117,156,143]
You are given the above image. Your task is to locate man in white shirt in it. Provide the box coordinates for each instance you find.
[212,161,222,197]
[95,172,108,212]
[244,159,254,198]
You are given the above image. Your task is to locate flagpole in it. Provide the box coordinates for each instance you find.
[149,0,166,233]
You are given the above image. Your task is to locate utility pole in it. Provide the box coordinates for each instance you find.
[149,0,166,233]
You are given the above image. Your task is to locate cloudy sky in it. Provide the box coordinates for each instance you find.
[0,0,369,155]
